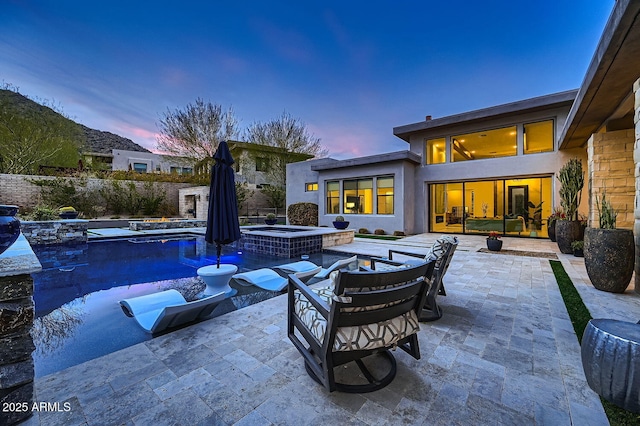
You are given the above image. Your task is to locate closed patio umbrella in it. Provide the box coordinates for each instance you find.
[205,140,241,267]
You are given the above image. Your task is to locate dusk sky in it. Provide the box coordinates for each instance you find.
[1,1,614,159]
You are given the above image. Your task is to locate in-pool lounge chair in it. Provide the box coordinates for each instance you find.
[119,289,225,334]
[274,255,358,279]
[232,266,322,292]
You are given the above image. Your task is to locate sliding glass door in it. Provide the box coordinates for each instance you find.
[429,177,552,238]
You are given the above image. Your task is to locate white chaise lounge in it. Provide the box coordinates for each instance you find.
[273,255,358,279]
[119,289,225,333]
[232,266,322,292]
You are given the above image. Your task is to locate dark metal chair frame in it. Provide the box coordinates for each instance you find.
[287,262,430,393]
[371,236,458,322]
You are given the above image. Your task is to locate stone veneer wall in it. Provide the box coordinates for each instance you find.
[0,236,41,425]
[587,129,635,230]
[635,78,640,294]
[20,220,88,245]
[129,220,206,231]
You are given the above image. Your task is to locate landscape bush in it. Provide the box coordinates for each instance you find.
[374,229,386,235]
[358,228,370,234]
[287,202,318,226]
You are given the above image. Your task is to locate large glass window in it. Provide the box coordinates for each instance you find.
[133,163,147,173]
[451,126,517,162]
[429,177,552,238]
[343,179,373,214]
[376,177,394,214]
[326,181,340,214]
[426,138,446,164]
[524,120,554,154]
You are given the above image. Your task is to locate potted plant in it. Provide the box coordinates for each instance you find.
[571,240,584,257]
[0,205,21,256]
[547,207,563,242]
[59,206,79,219]
[555,158,584,253]
[264,213,277,225]
[332,215,350,229]
[486,231,502,251]
[584,191,634,293]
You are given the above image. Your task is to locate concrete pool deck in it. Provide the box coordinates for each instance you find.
[25,232,639,425]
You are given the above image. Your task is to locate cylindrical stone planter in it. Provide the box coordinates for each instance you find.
[584,227,635,293]
[581,319,640,413]
[555,220,583,254]
[548,220,556,242]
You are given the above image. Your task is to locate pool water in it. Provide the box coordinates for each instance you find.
[31,235,356,378]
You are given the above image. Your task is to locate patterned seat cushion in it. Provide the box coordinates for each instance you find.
[425,235,457,263]
[293,273,420,352]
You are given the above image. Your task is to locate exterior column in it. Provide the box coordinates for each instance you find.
[587,129,635,230]
[0,236,41,425]
[634,78,640,294]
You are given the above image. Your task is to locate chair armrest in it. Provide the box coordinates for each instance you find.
[388,249,426,260]
[370,257,406,270]
[288,274,331,318]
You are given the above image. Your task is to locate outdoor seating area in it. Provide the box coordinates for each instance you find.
[27,232,639,425]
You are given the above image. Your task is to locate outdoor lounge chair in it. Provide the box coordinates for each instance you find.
[232,266,322,292]
[119,289,225,334]
[288,262,430,393]
[274,255,358,279]
[371,235,458,322]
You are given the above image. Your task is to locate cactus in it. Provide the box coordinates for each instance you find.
[596,191,617,229]
[335,215,345,222]
[556,158,584,221]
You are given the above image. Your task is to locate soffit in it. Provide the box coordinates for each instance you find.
[559,0,640,149]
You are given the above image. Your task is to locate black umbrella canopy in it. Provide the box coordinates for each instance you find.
[205,141,241,267]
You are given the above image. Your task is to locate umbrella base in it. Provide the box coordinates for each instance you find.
[197,264,238,297]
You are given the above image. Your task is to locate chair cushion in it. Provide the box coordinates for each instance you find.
[425,235,457,262]
[294,275,420,352]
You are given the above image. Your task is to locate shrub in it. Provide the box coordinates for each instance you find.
[358,228,370,234]
[393,231,405,237]
[571,240,584,250]
[335,215,345,222]
[287,203,318,226]
[139,181,166,216]
[374,229,386,235]
[266,213,276,220]
[59,206,76,213]
[28,205,59,221]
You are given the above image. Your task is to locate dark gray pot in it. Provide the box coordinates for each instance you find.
[555,220,583,254]
[584,228,635,293]
[486,239,502,251]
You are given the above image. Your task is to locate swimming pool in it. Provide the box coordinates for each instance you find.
[31,234,357,378]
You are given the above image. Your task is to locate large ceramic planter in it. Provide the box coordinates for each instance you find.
[548,220,556,242]
[584,228,634,293]
[486,239,503,251]
[59,211,79,219]
[555,220,583,254]
[333,221,349,230]
[264,218,277,225]
[0,204,21,256]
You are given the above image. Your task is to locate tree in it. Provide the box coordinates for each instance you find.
[0,85,82,174]
[244,112,328,187]
[156,98,238,161]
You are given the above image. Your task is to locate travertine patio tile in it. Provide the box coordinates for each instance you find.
[31,233,631,425]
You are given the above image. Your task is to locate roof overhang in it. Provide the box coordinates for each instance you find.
[559,0,640,149]
[393,90,577,142]
[311,150,421,171]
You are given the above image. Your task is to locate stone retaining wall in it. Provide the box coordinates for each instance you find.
[0,173,192,214]
[20,220,88,246]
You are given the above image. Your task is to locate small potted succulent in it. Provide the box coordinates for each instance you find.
[571,240,584,257]
[486,231,502,251]
[264,213,277,225]
[332,215,350,229]
[58,206,79,219]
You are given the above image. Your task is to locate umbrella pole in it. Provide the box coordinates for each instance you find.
[216,244,221,268]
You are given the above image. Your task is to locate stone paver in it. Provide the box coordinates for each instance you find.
[28,233,636,425]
